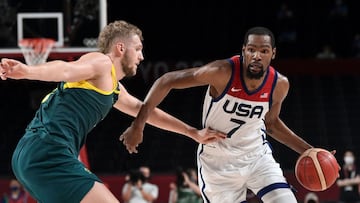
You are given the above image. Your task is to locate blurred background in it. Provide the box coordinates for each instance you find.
[1,0,360,202]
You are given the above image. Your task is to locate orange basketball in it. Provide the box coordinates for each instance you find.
[295,148,339,191]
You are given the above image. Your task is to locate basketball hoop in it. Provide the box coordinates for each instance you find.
[18,38,55,65]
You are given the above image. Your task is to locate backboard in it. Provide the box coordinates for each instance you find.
[0,0,107,49]
[17,12,64,48]
[0,0,107,63]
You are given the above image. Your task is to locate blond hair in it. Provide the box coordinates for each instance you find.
[97,20,143,53]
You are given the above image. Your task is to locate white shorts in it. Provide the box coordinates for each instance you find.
[197,144,296,203]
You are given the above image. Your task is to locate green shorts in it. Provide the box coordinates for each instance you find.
[11,130,101,203]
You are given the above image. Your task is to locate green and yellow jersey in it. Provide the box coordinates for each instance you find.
[25,65,119,155]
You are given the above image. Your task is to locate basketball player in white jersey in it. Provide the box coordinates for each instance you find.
[120,27,315,203]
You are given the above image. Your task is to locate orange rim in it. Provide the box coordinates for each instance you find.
[19,38,55,53]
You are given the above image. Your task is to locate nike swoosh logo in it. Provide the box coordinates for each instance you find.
[231,87,242,92]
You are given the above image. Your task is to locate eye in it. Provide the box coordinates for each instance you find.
[247,48,255,53]
[136,46,143,52]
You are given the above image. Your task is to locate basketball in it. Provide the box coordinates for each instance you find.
[295,148,339,191]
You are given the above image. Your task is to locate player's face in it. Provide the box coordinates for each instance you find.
[242,34,275,79]
[121,34,144,77]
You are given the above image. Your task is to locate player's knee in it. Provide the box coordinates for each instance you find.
[260,188,297,203]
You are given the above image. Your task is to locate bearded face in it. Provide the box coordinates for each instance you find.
[119,34,144,78]
[121,51,137,77]
[246,62,265,79]
[242,34,275,80]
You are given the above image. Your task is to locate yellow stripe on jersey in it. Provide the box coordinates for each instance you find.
[41,88,58,103]
[63,64,119,95]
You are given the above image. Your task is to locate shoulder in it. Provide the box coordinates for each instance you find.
[207,58,232,68]
[78,52,108,61]
[195,58,232,76]
[160,58,231,84]
[275,71,289,90]
[272,71,290,102]
[76,52,112,71]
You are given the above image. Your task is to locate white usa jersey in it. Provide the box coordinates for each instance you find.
[201,55,278,158]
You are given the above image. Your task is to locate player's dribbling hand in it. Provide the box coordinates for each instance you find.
[329,149,341,172]
[119,123,143,154]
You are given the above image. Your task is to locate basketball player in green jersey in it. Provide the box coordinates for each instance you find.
[0,20,226,203]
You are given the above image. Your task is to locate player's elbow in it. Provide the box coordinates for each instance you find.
[154,72,178,89]
[264,117,281,135]
[264,120,275,134]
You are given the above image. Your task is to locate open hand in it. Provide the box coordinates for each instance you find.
[0,58,28,80]
[119,123,144,154]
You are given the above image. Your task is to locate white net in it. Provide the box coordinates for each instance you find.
[18,38,55,65]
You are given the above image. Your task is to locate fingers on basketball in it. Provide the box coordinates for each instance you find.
[295,148,340,191]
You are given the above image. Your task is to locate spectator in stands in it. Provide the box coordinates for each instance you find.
[169,167,203,203]
[122,166,159,203]
[276,3,297,44]
[327,0,352,57]
[139,166,159,202]
[316,45,337,59]
[337,149,360,203]
[329,0,349,19]
[275,2,297,58]
[1,178,28,203]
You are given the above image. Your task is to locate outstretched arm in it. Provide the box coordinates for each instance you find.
[0,53,110,82]
[120,60,230,153]
[114,81,226,153]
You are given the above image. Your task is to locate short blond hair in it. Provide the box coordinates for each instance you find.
[97,20,143,53]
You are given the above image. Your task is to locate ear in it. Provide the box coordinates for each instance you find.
[116,43,125,52]
[271,48,276,59]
